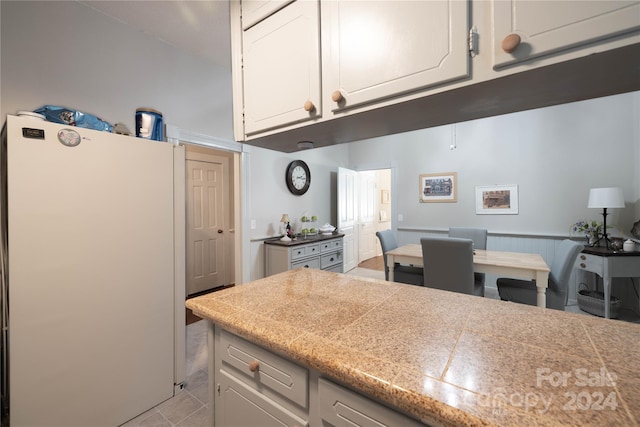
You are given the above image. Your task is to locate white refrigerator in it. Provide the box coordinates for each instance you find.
[0,115,186,426]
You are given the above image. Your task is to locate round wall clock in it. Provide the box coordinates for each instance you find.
[285,160,311,195]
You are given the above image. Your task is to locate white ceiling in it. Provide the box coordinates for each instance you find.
[79,0,231,68]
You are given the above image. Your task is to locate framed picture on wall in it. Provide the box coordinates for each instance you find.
[475,185,519,214]
[419,172,457,203]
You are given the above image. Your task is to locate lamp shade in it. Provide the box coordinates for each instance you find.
[280,214,290,223]
[588,187,624,209]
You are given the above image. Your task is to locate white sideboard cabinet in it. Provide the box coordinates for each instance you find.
[265,234,344,276]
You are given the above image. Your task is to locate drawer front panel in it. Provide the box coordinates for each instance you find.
[321,239,343,253]
[291,244,319,260]
[325,264,344,273]
[320,251,343,269]
[576,253,604,275]
[218,370,308,427]
[318,378,423,427]
[292,258,320,270]
[220,329,309,408]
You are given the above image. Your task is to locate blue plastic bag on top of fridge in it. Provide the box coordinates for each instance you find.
[34,105,113,132]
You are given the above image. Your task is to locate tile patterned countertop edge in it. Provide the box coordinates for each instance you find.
[186,269,640,427]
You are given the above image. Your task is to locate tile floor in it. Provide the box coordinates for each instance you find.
[121,266,639,426]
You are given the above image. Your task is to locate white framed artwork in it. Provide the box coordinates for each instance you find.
[475,185,519,215]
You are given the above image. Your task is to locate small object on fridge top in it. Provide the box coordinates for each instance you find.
[113,122,132,136]
[135,108,163,141]
[33,105,113,132]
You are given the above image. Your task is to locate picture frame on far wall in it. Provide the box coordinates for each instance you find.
[475,185,519,214]
[419,172,457,203]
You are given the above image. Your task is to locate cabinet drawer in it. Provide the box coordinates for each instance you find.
[291,244,319,260]
[218,370,308,427]
[576,253,603,275]
[325,264,344,273]
[292,257,320,270]
[321,239,342,253]
[318,378,423,427]
[320,251,342,269]
[219,329,309,408]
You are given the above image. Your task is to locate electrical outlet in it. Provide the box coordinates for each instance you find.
[250,219,256,229]
[398,214,404,222]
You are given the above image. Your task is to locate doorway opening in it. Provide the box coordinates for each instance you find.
[184,145,237,297]
[338,167,393,274]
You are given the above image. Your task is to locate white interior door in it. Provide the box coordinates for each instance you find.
[358,171,377,263]
[338,167,358,272]
[186,155,230,295]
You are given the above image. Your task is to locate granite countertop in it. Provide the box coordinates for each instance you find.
[264,232,344,247]
[186,268,640,427]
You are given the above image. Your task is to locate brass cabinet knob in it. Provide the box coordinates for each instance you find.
[580,255,586,260]
[248,360,260,372]
[331,90,344,103]
[580,263,586,268]
[303,100,315,112]
[502,33,521,53]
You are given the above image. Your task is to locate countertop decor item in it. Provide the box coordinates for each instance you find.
[570,219,604,246]
[280,213,291,241]
[587,187,624,249]
[624,239,636,252]
[631,220,640,239]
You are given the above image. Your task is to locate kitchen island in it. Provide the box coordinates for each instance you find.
[186,268,640,426]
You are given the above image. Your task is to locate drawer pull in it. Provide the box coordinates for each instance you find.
[580,263,586,268]
[303,100,315,112]
[502,33,521,53]
[580,255,586,260]
[248,360,260,372]
[332,90,344,103]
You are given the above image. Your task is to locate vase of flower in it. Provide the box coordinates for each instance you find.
[586,233,599,247]
[571,220,604,247]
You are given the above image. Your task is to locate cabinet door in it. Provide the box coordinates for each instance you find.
[323,0,469,111]
[493,0,640,68]
[217,370,309,427]
[243,0,321,134]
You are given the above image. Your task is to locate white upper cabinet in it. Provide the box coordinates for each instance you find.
[242,0,321,135]
[322,0,469,111]
[493,0,640,68]
[241,0,294,30]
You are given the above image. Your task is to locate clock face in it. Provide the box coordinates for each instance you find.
[286,160,311,195]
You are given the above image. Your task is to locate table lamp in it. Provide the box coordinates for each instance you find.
[280,214,291,241]
[588,187,624,249]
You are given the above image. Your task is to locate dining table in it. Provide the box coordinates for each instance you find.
[386,244,551,307]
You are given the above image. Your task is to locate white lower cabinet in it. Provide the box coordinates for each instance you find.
[215,328,309,426]
[218,371,308,427]
[213,326,427,427]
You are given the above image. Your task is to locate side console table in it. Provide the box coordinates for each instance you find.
[265,233,344,276]
[575,246,640,318]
